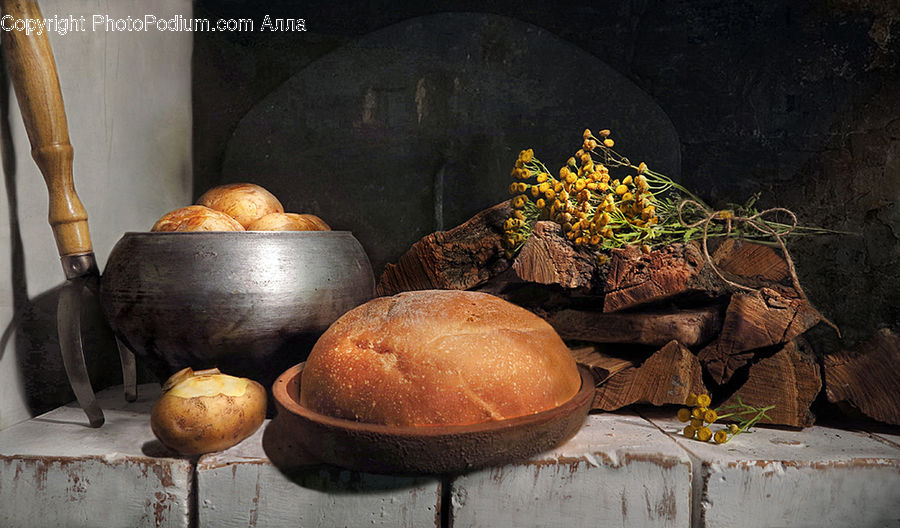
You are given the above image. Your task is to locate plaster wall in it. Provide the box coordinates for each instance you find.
[0,0,192,429]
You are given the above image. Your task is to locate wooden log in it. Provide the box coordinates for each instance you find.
[376,201,511,296]
[510,221,598,289]
[568,345,635,384]
[697,287,822,384]
[548,306,723,348]
[602,242,727,312]
[511,223,791,299]
[378,201,794,306]
[823,328,900,426]
[712,238,789,283]
[718,337,821,428]
[603,239,796,312]
[591,340,706,411]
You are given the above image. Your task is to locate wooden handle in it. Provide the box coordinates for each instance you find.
[2,0,92,257]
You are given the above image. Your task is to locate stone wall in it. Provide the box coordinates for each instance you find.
[193,0,898,352]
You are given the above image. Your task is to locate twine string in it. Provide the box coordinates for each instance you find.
[676,199,806,299]
[676,199,841,337]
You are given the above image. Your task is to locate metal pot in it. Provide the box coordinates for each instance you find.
[100,230,375,388]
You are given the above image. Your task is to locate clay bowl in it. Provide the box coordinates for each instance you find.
[269,362,594,475]
[100,231,375,388]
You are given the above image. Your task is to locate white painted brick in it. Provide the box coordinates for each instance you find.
[197,425,442,527]
[449,413,692,528]
[0,384,191,528]
[871,429,900,449]
[6,384,898,528]
[644,410,900,528]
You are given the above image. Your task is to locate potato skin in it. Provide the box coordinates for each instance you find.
[196,183,284,228]
[151,205,245,232]
[247,212,331,231]
[150,377,267,455]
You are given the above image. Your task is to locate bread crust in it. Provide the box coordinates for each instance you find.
[300,290,581,426]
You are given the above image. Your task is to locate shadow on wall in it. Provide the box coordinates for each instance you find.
[0,55,123,419]
[194,2,899,349]
[210,13,681,277]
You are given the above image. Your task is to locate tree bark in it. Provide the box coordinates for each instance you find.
[377,201,512,295]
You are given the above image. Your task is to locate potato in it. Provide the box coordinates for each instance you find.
[150,367,266,455]
[246,212,331,231]
[196,183,284,228]
[151,205,245,232]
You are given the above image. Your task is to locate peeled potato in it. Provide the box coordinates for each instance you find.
[247,212,331,231]
[196,183,284,228]
[150,367,267,455]
[150,205,244,232]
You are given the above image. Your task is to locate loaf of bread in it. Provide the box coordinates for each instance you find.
[299,290,581,426]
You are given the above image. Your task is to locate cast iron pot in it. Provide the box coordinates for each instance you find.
[100,230,375,388]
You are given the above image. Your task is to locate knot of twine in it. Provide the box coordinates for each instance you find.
[676,199,807,300]
[677,199,841,337]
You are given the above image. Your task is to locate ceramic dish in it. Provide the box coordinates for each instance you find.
[268,362,594,475]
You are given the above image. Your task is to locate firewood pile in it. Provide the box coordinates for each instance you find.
[378,202,899,428]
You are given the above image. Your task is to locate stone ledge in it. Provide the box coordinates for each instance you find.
[448,412,693,527]
[643,409,900,528]
[196,427,441,527]
[2,384,899,528]
[0,384,191,528]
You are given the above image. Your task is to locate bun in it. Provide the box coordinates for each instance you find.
[300,290,581,426]
[151,205,245,232]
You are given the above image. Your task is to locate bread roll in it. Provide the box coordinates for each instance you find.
[151,205,245,232]
[300,290,581,426]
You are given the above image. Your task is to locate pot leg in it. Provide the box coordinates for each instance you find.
[116,337,138,402]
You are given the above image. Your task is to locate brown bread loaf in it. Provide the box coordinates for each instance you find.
[300,290,581,426]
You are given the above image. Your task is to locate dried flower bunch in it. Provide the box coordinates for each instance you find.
[677,393,774,444]
[503,129,833,261]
